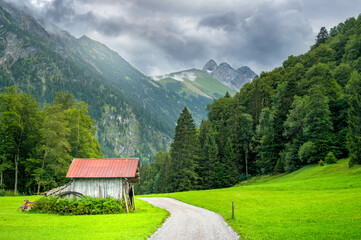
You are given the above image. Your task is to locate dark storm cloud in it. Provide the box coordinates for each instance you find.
[195,0,313,69]
[43,0,75,22]
[9,0,361,75]
[41,0,127,36]
[198,13,238,31]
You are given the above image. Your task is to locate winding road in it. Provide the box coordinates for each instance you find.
[140,197,239,240]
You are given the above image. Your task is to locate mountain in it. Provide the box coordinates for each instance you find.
[202,59,256,91]
[0,1,174,162]
[153,69,236,123]
[153,68,236,99]
[0,1,210,162]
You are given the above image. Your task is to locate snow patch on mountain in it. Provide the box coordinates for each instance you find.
[153,71,197,82]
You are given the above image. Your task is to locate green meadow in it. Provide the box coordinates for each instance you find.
[0,197,168,240]
[2,159,360,240]
[144,159,361,239]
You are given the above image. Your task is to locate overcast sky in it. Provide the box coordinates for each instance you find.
[9,0,361,75]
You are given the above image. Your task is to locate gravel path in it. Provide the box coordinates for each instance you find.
[140,197,239,240]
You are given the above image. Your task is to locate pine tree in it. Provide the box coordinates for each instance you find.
[270,71,300,173]
[303,85,333,163]
[229,112,253,175]
[283,86,333,169]
[256,108,277,173]
[168,107,200,192]
[316,27,329,46]
[283,96,308,172]
[204,133,219,188]
[346,71,361,166]
[239,114,254,176]
[223,137,238,185]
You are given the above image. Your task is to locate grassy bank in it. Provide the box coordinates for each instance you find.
[142,159,361,239]
[0,196,168,240]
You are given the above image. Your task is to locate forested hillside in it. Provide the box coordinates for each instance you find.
[0,88,102,194]
[138,16,361,194]
[0,1,220,162]
[0,1,173,161]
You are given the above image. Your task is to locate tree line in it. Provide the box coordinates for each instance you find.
[0,87,102,194]
[137,16,361,194]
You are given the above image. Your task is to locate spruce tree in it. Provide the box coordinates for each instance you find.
[204,133,219,189]
[169,107,200,192]
[346,71,361,166]
[303,86,333,163]
[223,137,238,185]
[316,27,329,46]
[256,108,277,173]
[283,97,308,171]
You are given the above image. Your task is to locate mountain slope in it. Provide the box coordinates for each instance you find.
[154,68,236,99]
[0,1,172,161]
[72,35,188,127]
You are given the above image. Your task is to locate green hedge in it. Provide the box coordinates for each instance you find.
[31,195,126,215]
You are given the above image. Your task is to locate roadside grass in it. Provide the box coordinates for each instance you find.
[142,159,361,239]
[0,196,168,240]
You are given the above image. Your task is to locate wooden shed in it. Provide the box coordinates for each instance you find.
[45,158,140,202]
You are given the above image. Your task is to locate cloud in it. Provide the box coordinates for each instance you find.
[6,0,361,75]
[198,13,238,31]
[43,0,75,22]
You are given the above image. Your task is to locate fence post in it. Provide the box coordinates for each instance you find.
[232,201,234,219]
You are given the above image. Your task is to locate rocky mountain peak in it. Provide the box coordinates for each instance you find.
[218,62,235,74]
[202,59,256,91]
[218,62,232,69]
[202,59,218,73]
[236,66,256,79]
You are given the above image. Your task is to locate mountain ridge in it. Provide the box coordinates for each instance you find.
[0,1,257,162]
[202,59,256,91]
[153,68,236,100]
[0,1,173,161]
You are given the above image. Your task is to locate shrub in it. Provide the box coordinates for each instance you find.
[0,189,20,197]
[318,160,325,166]
[30,195,126,215]
[239,173,252,182]
[325,152,337,164]
[298,141,317,163]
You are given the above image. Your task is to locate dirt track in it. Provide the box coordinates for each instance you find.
[140,197,239,240]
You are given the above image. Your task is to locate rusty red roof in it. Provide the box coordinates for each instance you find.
[66,158,139,178]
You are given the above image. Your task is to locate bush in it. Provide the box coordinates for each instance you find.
[318,160,325,166]
[0,189,20,197]
[325,152,337,164]
[298,141,317,163]
[239,173,252,182]
[30,195,126,215]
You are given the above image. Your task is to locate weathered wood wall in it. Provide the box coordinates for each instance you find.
[62,178,126,199]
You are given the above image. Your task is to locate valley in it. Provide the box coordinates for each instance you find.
[0,1,360,239]
[0,1,251,162]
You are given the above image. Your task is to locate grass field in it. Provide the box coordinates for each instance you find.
[0,196,168,240]
[143,159,361,239]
